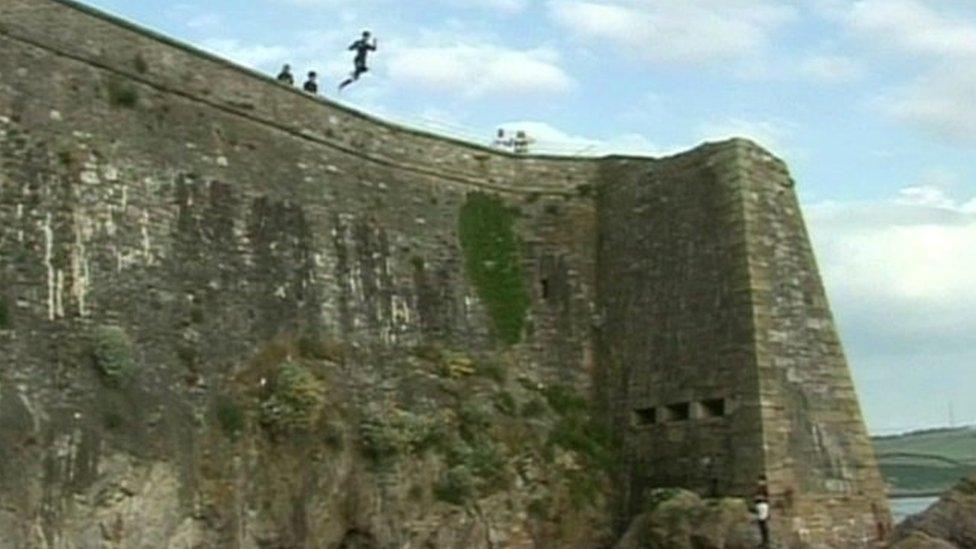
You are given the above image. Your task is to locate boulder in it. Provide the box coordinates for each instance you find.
[892,475,976,549]
[615,489,760,549]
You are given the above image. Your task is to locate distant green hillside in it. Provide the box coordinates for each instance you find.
[872,426,976,496]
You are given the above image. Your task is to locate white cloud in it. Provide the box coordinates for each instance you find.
[493,120,663,156]
[697,117,799,158]
[186,13,220,29]
[272,0,525,12]
[827,1,976,142]
[798,54,863,84]
[846,0,976,58]
[808,184,976,313]
[877,65,976,142]
[387,45,574,98]
[199,39,291,69]
[548,0,796,66]
[443,0,527,13]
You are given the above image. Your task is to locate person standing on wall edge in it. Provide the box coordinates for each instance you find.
[339,31,377,91]
[277,64,294,85]
[303,71,319,94]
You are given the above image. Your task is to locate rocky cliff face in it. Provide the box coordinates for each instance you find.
[0,335,616,548]
[891,475,976,549]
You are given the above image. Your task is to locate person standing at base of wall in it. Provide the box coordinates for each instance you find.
[755,496,771,548]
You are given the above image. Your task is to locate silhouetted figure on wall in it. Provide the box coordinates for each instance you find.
[339,31,377,91]
[277,64,294,85]
[303,71,318,94]
[513,130,534,154]
[492,128,514,151]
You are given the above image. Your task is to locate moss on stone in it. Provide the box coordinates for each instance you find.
[215,395,246,439]
[91,325,137,386]
[521,397,547,418]
[106,77,139,107]
[543,384,588,415]
[458,192,529,345]
[474,359,507,384]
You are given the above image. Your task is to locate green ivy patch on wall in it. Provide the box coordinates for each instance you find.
[458,192,529,345]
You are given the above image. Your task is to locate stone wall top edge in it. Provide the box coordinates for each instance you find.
[34,0,778,169]
[30,0,620,165]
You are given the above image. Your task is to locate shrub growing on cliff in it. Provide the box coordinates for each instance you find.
[297,334,346,363]
[458,192,529,345]
[0,297,8,329]
[359,414,403,467]
[259,362,326,436]
[92,325,137,385]
[435,465,476,505]
[358,409,447,468]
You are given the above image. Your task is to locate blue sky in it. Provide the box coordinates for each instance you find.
[80,0,975,434]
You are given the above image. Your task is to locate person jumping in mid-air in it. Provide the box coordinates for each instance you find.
[339,31,377,91]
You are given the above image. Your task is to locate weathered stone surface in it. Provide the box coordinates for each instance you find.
[615,489,759,549]
[889,532,958,549]
[0,0,889,547]
[893,475,976,549]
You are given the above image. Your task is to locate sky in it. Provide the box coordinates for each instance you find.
[79,0,975,434]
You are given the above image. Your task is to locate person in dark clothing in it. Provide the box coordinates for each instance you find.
[339,31,377,91]
[277,64,294,85]
[303,71,318,94]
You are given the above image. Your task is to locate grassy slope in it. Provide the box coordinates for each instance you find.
[872,427,976,494]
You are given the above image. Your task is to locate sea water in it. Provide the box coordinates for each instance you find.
[889,497,938,523]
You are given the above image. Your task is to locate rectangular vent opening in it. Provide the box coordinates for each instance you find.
[633,407,657,426]
[700,398,727,418]
[664,402,691,422]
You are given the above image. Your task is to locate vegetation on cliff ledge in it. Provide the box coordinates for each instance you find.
[458,192,530,345]
[259,361,327,436]
[201,336,615,544]
[91,325,137,385]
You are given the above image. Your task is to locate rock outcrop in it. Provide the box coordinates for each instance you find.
[0,336,618,548]
[891,475,976,549]
[615,488,759,549]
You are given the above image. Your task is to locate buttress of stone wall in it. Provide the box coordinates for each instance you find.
[735,142,890,546]
[594,143,767,521]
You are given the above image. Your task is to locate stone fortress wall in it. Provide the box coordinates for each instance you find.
[0,0,888,546]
